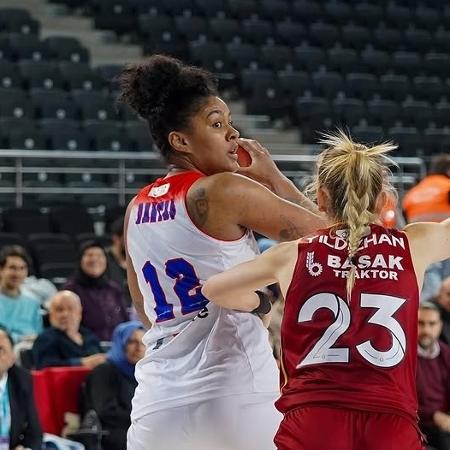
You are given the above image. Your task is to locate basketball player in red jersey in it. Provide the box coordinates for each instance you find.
[203,130,450,450]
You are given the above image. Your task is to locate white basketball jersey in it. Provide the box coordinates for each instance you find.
[127,171,279,419]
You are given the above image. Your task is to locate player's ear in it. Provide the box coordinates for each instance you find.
[317,186,331,214]
[169,131,191,154]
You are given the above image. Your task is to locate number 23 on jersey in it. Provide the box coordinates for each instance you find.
[297,292,407,369]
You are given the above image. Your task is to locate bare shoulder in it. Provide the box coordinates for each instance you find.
[186,172,254,227]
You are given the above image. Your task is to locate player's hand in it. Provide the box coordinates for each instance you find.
[236,138,286,190]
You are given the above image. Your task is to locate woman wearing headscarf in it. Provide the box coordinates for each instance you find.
[84,321,145,450]
[63,241,129,341]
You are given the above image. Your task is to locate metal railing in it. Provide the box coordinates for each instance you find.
[0,149,426,208]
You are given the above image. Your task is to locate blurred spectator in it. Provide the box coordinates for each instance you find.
[22,275,57,307]
[106,217,131,307]
[84,321,145,450]
[417,303,450,450]
[435,277,450,345]
[0,328,42,450]
[32,290,106,370]
[402,154,450,223]
[422,259,450,303]
[63,241,129,341]
[0,246,42,343]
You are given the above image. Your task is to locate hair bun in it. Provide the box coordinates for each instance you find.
[118,55,183,119]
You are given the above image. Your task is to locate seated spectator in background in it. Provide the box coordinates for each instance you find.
[63,241,129,341]
[84,321,145,450]
[435,277,450,345]
[106,217,131,307]
[422,259,450,303]
[0,246,42,343]
[403,153,450,223]
[0,328,42,450]
[417,303,450,450]
[32,290,106,370]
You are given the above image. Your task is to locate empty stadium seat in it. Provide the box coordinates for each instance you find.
[72,91,118,122]
[292,0,323,23]
[174,15,209,41]
[240,68,275,96]
[40,119,89,151]
[49,205,94,236]
[19,61,63,90]
[31,89,76,121]
[278,70,312,97]
[345,73,378,100]
[276,20,306,47]
[124,120,154,152]
[208,17,240,43]
[59,62,104,91]
[43,37,90,63]
[332,95,366,127]
[259,0,290,21]
[92,0,135,34]
[293,45,326,71]
[84,121,131,152]
[189,41,231,73]
[0,88,33,120]
[0,61,21,89]
[322,1,352,24]
[327,47,359,73]
[379,74,411,102]
[2,208,51,235]
[242,18,275,45]
[8,33,50,61]
[260,45,293,71]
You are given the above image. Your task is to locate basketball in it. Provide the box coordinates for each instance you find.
[237,146,252,167]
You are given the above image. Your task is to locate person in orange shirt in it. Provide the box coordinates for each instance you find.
[403,154,450,223]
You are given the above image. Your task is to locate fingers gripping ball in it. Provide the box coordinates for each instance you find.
[237,146,252,167]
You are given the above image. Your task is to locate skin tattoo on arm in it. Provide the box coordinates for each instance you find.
[188,187,209,227]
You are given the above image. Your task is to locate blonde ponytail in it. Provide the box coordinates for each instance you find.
[311,130,397,300]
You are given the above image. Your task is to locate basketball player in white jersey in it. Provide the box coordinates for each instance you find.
[118,55,326,450]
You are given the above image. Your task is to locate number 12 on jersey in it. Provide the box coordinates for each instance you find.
[142,258,208,322]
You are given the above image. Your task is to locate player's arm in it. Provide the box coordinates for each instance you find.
[202,241,297,311]
[237,138,320,214]
[124,198,152,330]
[404,218,450,279]
[189,172,327,242]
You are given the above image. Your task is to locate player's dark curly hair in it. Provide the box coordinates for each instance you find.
[117,55,219,161]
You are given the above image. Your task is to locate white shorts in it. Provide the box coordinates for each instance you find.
[127,394,281,450]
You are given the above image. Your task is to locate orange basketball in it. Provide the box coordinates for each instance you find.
[237,146,252,167]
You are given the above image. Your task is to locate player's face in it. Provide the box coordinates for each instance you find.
[125,329,145,364]
[418,309,442,350]
[182,96,240,175]
[0,256,28,291]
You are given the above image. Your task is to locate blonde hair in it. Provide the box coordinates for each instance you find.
[308,129,397,300]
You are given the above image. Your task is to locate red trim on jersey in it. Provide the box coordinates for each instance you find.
[134,171,204,205]
[133,170,249,243]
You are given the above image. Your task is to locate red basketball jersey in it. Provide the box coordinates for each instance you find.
[277,224,420,425]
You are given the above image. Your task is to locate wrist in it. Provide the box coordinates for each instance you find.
[270,174,293,196]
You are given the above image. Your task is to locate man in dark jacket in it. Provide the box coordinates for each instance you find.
[0,328,42,450]
[32,290,106,370]
[417,303,450,450]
